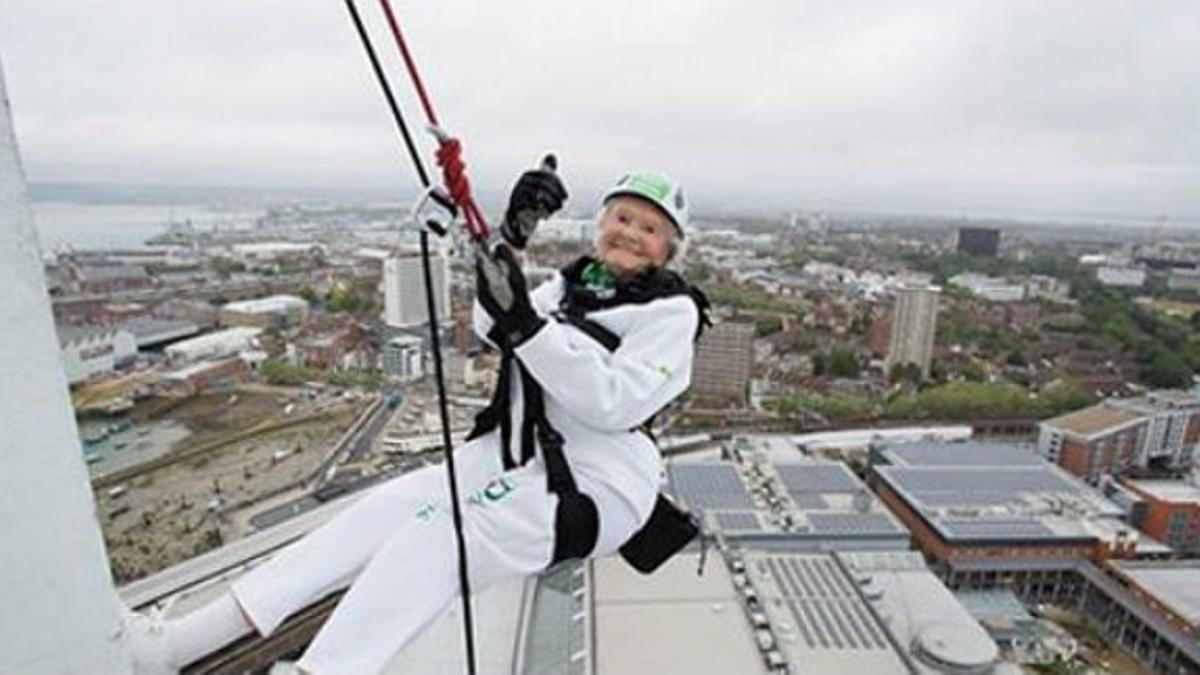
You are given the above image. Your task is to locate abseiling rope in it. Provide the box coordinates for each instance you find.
[376,0,491,243]
[340,1,482,672]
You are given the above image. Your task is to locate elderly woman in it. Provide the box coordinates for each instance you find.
[129,168,708,675]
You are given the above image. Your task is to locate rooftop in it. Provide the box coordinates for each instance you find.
[1124,478,1200,504]
[1108,560,1200,629]
[785,426,974,454]
[1040,403,1144,439]
[592,554,765,674]
[876,441,1044,468]
[122,317,200,347]
[163,357,243,381]
[386,335,424,347]
[1114,388,1200,413]
[666,450,908,550]
[221,294,309,315]
[75,263,150,281]
[55,322,131,348]
[874,464,1129,545]
[839,551,999,673]
[165,326,263,354]
[741,552,911,674]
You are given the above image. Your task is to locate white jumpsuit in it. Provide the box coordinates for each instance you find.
[230,271,700,675]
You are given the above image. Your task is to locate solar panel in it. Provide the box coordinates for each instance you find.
[883,466,1075,494]
[713,511,762,531]
[807,512,902,536]
[790,493,830,510]
[666,463,753,510]
[765,556,889,651]
[775,463,860,494]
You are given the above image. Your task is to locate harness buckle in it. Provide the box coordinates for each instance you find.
[407,184,458,237]
[537,425,565,452]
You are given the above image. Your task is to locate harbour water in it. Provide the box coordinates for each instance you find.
[31,201,262,252]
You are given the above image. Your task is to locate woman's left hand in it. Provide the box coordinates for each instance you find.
[475,243,545,350]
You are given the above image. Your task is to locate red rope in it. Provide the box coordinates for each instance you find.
[377,0,491,242]
[377,0,438,126]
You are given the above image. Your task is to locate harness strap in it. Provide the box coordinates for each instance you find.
[552,493,600,565]
[466,355,517,469]
[517,365,542,468]
[552,310,622,352]
[519,362,577,495]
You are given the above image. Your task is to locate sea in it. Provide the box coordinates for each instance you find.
[31,201,263,252]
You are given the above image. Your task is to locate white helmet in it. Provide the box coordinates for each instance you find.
[602,171,688,236]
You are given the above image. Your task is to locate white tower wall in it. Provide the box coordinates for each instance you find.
[0,57,131,673]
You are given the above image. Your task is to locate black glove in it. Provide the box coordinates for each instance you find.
[500,154,567,250]
[476,243,545,350]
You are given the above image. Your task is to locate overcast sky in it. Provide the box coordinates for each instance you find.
[1,1,1197,220]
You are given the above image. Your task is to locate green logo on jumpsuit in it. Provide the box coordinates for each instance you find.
[468,477,517,506]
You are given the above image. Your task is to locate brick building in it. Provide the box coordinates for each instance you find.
[294,322,369,371]
[161,357,250,395]
[68,263,156,295]
[1038,391,1200,484]
[690,321,754,407]
[1037,404,1146,484]
[1121,479,1200,555]
[873,465,1140,571]
[885,284,939,380]
[1110,390,1200,472]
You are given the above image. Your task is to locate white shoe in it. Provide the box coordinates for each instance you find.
[121,607,178,675]
[269,660,300,675]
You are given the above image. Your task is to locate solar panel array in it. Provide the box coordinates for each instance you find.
[876,465,1097,541]
[713,511,762,532]
[776,463,860,495]
[807,512,902,536]
[884,466,1074,495]
[763,556,890,651]
[666,464,753,510]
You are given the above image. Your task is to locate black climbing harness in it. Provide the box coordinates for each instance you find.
[467,256,713,572]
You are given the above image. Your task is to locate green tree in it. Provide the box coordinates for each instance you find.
[827,347,862,378]
[1144,350,1192,389]
[812,352,829,376]
[889,362,923,385]
[961,360,987,382]
[211,256,246,279]
[260,359,318,386]
[885,381,1040,420]
[1036,381,1097,417]
[298,285,320,305]
[1006,348,1027,367]
[325,285,376,314]
[755,316,783,337]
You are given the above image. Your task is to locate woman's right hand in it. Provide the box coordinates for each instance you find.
[500,154,567,249]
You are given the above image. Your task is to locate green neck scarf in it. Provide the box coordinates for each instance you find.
[581,260,618,292]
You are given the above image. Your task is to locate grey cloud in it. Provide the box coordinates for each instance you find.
[1,0,1196,221]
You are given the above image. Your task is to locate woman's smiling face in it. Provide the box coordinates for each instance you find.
[594,196,675,278]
